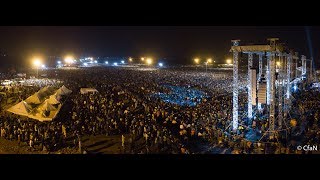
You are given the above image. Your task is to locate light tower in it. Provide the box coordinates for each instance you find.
[231,39,240,132]
[301,55,306,76]
[258,53,263,81]
[247,52,253,119]
[267,38,279,139]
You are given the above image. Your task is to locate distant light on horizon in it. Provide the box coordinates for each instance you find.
[121,60,125,64]
[114,62,118,66]
[105,61,108,64]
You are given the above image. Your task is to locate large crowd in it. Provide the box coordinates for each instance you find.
[0,67,319,154]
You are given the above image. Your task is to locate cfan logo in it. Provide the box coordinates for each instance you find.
[297,145,318,151]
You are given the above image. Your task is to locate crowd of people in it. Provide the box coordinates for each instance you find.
[0,67,319,154]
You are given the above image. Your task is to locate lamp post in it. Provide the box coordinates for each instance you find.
[194,58,200,70]
[205,62,208,73]
[206,58,212,73]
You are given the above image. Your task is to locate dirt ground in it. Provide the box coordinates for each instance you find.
[0,137,80,154]
[0,134,128,154]
[81,135,125,154]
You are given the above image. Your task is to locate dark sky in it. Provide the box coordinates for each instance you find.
[0,26,319,66]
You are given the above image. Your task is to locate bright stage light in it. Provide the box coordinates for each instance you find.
[158,63,163,67]
[64,56,74,64]
[121,60,125,64]
[57,61,62,64]
[105,61,109,64]
[226,59,232,64]
[146,58,152,65]
[33,59,41,67]
[83,63,88,66]
[114,62,118,66]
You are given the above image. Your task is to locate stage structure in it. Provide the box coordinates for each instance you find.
[230,38,314,139]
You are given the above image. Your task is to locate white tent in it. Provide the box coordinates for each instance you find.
[56,89,66,96]
[61,85,72,94]
[25,93,44,104]
[56,86,72,96]
[48,94,60,105]
[38,100,57,111]
[53,92,62,101]
[29,104,62,122]
[80,88,98,94]
[38,86,55,98]
[7,101,32,116]
[6,85,69,122]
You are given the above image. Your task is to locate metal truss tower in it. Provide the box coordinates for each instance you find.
[284,53,292,117]
[259,53,263,81]
[301,55,306,76]
[269,52,276,136]
[232,40,240,132]
[266,53,271,105]
[278,53,283,128]
[248,53,253,119]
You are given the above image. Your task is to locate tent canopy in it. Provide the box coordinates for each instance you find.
[38,100,57,111]
[80,88,98,94]
[7,85,71,122]
[38,86,55,98]
[56,86,72,96]
[25,93,44,104]
[61,85,72,94]
[48,94,60,105]
[7,101,32,116]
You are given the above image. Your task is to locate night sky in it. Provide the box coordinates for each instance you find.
[0,26,319,68]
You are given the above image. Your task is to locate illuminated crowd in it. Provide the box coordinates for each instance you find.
[0,67,319,154]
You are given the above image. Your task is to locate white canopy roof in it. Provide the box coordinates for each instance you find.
[56,86,72,96]
[38,86,55,97]
[48,94,60,105]
[6,85,71,122]
[25,93,44,104]
[7,101,32,116]
[38,100,57,111]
